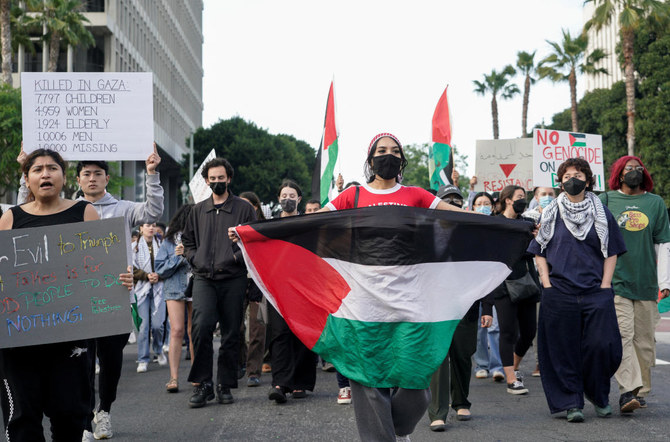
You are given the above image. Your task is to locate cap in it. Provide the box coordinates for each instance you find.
[437,184,463,200]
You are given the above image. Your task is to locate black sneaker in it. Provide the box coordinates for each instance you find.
[506,380,528,395]
[268,386,287,404]
[619,391,640,413]
[216,385,234,404]
[189,383,214,408]
[636,396,647,408]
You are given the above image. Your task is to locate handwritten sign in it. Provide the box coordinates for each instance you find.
[189,148,216,203]
[533,129,604,191]
[0,217,129,348]
[474,138,534,193]
[21,72,153,161]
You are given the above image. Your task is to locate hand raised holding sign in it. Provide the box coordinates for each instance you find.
[146,143,161,175]
[17,142,27,167]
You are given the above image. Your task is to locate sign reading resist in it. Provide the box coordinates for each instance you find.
[0,218,130,349]
[21,72,153,161]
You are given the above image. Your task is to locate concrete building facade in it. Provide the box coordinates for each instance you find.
[583,2,624,92]
[13,0,204,219]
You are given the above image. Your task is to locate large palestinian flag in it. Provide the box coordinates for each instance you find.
[235,206,533,388]
[430,86,455,190]
[311,81,339,206]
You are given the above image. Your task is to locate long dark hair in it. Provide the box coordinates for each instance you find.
[364,136,408,183]
[499,185,525,212]
[240,191,266,220]
[22,149,67,175]
[165,204,193,243]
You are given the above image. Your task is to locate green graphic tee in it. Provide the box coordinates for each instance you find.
[600,191,670,301]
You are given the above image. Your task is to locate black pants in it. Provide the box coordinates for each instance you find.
[539,287,622,413]
[188,275,247,387]
[494,295,537,367]
[428,313,478,421]
[0,340,91,441]
[85,333,130,431]
[268,304,317,391]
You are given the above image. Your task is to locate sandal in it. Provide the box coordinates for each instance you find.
[166,378,179,393]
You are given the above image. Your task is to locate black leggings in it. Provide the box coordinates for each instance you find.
[494,295,537,367]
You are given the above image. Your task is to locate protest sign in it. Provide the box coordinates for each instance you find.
[0,217,130,348]
[533,129,605,191]
[21,72,153,161]
[189,148,217,203]
[474,138,534,193]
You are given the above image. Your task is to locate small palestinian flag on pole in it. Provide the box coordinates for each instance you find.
[311,81,339,206]
[235,206,533,388]
[429,86,455,190]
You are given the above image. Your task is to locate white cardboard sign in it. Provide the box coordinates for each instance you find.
[474,138,534,193]
[189,149,217,203]
[21,72,154,161]
[532,129,604,191]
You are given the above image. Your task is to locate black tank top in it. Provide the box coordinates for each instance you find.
[10,200,89,229]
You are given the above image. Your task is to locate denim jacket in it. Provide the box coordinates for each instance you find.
[155,238,189,296]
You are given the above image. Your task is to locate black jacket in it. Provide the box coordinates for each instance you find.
[182,192,256,280]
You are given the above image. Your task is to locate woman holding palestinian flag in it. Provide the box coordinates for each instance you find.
[317,133,465,441]
[229,132,531,441]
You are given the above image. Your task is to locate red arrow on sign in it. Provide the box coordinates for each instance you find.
[499,164,517,178]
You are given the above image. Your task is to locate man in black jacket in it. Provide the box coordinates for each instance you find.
[182,157,256,408]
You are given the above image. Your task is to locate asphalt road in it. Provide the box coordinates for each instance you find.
[3,313,670,441]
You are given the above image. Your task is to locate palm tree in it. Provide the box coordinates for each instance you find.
[584,0,670,155]
[25,0,94,72]
[539,29,607,132]
[473,65,520,139]
[516,51,540,137]
[1,0,11,85]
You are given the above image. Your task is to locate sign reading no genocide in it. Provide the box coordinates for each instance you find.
[21,72,154,161]
[532,129,605,191]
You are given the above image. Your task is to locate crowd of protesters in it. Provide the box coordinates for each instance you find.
[0,139,668,442]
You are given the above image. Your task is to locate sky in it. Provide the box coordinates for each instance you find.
[201,0,589,183]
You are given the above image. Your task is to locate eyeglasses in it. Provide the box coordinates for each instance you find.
[624,166,644,172]
[441,197,463,207]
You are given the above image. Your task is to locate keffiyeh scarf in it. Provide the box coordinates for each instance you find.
[535,192,609,258]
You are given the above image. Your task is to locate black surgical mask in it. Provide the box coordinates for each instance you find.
[562,177,587,196]
[372,154,402,180]
[623,170,643,189]
[512,199,527,214]
[280,198,297,213]
[209,181,228,196]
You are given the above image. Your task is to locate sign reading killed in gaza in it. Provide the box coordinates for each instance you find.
[21,72,153,161]
[0,218,130,349]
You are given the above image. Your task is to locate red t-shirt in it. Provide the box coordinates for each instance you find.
[326,183,441,210]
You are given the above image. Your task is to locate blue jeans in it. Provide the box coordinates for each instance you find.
[473,305,502,374]
[137,287,166,363]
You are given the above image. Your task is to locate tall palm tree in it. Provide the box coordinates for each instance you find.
[473,65,519,139]
[516,51,539,137]
[0,0,11,85]
[584,0,670,155]
[25,0,94,72]
[539,29,607,132]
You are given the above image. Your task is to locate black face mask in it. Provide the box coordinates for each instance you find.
[209,181,228,196]
[562,177,587,196]
[623,170,643,189]
[280,198,297,213]
[512,199,527,214]
[372,154,402,180]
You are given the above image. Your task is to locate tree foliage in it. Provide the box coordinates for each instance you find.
[543,19,670,204]
[0,83,21,198]
[184,117,316,204]
[402,143,470,195]
[473,65,519,139]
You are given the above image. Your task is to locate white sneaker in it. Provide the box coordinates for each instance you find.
[137,362,148,373]
[492,371,505,382]
[157,353,168,367]
[337,386,352,404]
[162,344,169,354]
[93,410,113,439]
[475,369,488,379]
[82,430,95,442]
